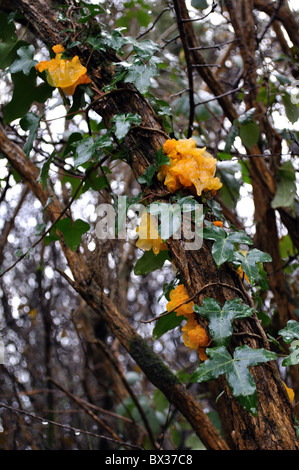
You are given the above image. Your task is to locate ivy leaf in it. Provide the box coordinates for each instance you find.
[282,340,299,367]
[190,345,277,415]
[271,161,296,209]
[233,249,272,284]
[111,113,142,141]
[134,249,170,275]
[282,92,299,124]
[240,122,260,148]
[133,40,160,61]
[121,57,161,94]
[61,132,83,157]
[156,148,170,167]
[211,237,235,267]
[102,28,130,53]
[71,134,111,169]
[203,224,253,267]
[224,120,238,152]
[226,231,253,245]
[20,112,42,156]
[191,0,209,9]
[0,13,27,69]
[237,108,256,125]
[278,320,299,344]
[137,164,156,186]
[3,70,53,123]
[72,136,96,169]
[37,152,55,189]
[153,310,184,340]
[203,223,226,242]
[86,35,106,51]
[8,44,37,75]
[55,218,90,251]
[194,298,253,346]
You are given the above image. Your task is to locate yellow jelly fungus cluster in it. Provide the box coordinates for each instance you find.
[166,284,209,361]
[35,44,91,96]
[157,138,222,197]
[136,212,168,255]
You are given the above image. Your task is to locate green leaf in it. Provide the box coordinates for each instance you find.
[282,93,299,124]
[71,136,97,169]
[233,249,272,284]
[279,320,299,344]
[8,44,37,75]
[83,175,109,193]
[86,35,106,51]
[226,231,253,245]
[194,298,253,346]
[111,113,142,141]
[37,152,55,189]
[203,223,226,242]
[191,0,209,9]
[136,9,152,27]
[211,237,235,267]
[282,340,299,367]
[55,218,90,251]
[35,222,47,236]
[271,161,296,209]
[61,132,83,157]
[103,28,130,53]
[134,249,170,275]
[20,112,42,156]
[203,224,253,267]
[190,345,277,415]
[153,310,184,340]
[137,164,156,186]
[44,225,60,246]
[0,13,26,69]
[240,122,260,148]
[237,108,256,125]
[156,148,170,167]
[3,70,53,123]
[133,40,160,60]
[206,199,223,218]
[224,120,238,152]
[121,57,161,94]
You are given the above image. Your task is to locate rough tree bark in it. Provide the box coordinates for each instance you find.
[1,0,298,450]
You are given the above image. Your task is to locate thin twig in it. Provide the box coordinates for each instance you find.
[179,2,217,23]
[188,38,240,51]
[137,7,171,39]
[0,402,142,450]
[192,63,221,68]
[194,86,243,106]
[0,178,84,278]
[48,377,133,449]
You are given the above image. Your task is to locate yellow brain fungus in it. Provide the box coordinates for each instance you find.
[166,284,195,317]
[35,44,91,95]
[136,212,168,255]
[157,138,222,197]
[166,284,209,360]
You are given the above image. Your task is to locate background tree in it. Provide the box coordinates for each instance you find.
[0,0,298,450]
